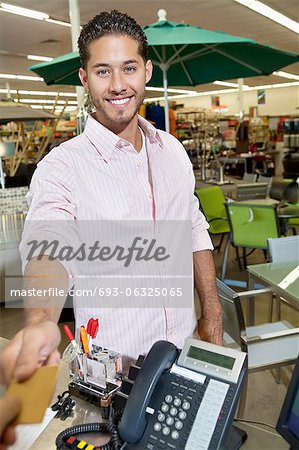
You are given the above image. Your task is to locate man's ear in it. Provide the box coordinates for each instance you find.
[145,60,153,84]
[79,68,89,90]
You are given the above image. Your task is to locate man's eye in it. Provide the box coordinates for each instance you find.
[97,69,109,76]
[124,66,136,73]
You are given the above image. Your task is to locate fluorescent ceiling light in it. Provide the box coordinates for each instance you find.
[27,55,53,62]
[45,18,71,27]
[146,86,196,94]
[263,82,299,89]
[27,105,77,112]
[0,2,49,20]
[18,90,64,96]
[57,92,78,98]
[272,71,299,81]
[0,88,17,94]
[16,75,43,81]
[5,89,77,97]
[0,73,43,81]
[144,92,199,102]
[144,81,299,102]
[30,105,52,109]
[18,99,63,104]
[214,81,239,88]
[0,3,72,27]
[234,0,299,34]
[16,99,78,105]
[199,89,238,96]
[144,94,194,103]
[214,80,249,88]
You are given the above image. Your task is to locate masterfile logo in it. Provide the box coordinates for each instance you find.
[26,237,170,267]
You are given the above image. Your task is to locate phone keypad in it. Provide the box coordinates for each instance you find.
[161,404,169,413]
[149,378,195,448]
[147,374,233,450]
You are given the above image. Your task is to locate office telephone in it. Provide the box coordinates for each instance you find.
[56,338,247,450]
[118,338,247,450]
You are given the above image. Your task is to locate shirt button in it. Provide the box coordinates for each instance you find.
[137,161,142,167]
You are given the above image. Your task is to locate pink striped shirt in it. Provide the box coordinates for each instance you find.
[21,114,213,368]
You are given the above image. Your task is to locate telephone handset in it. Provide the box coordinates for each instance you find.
[118,338,247,450]
[118,341,178,443]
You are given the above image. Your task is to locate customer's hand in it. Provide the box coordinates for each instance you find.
[0,395,21,450]
[0,321,60,449]
[0,321,61,384]
[197,316,223,346]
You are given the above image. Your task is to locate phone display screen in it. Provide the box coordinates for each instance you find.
[187,346,235,370]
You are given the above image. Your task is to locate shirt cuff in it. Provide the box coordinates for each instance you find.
[192,228,214,253]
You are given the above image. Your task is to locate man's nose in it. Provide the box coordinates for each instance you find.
[109,72,127,94]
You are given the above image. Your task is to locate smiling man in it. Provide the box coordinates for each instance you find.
[0,10,222,392]
[79,34,152,143]
[78,11,153,150]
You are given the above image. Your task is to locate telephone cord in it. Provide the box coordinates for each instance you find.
[55,421,123,449]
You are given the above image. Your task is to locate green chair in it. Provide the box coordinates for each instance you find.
[221,202,281,282]
[280,179,299,233]
[287,204,299,229]
[195,186,230,251]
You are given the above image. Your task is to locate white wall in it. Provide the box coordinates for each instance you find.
[170,85,299,116]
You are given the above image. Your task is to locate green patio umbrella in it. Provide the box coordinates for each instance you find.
[30,9,299,131]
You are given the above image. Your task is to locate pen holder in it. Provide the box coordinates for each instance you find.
[67,344,122,388]
[63,343,122,418]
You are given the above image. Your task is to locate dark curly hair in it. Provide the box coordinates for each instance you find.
[78,10,148,70]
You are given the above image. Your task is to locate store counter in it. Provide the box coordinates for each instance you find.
[0,338,290,450]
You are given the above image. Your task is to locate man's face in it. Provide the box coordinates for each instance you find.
[79,35,152,131]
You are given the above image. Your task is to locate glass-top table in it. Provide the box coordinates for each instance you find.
[247,262,299,325]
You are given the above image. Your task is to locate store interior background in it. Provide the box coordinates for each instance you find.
[0,0,298,115]
[0,0,298,442]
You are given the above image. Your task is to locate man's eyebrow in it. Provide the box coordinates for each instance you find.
[123,59,140,65]
[92,59,140,69]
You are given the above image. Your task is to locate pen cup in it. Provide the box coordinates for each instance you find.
[67,344,122,389]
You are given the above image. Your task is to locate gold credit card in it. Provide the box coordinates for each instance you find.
[7,365,59,424]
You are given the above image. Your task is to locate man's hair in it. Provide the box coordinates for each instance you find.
[78,10,148,70]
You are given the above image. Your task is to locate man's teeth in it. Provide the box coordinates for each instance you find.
[110,98,130,105]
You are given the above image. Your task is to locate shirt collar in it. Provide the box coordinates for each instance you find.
[83,113,163,161]
[137,115,163,148]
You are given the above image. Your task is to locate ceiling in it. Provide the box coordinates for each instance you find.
[0,0,298,103]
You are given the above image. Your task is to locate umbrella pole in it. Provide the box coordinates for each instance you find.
[69,0,85,129]
[161,64,170,133]
[238,78,244,121]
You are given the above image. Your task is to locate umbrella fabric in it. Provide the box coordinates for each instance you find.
[30,20,299,87]
[147,23,299,86]
[0,102,57,123]
[145,19,299,86]
[29,14,299,132]
[30,52,81,86]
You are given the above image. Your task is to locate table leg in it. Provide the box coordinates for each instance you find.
[247,273,255,326]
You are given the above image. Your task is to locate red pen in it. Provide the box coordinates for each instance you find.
[63,324,77,350]
[63,324,83,372]
[86,318,93,336]
[90,319,99,339]
[86,318,99,349]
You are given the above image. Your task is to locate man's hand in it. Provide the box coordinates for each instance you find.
[0,395,21,450]
[0,321,61,385]
[197,316,223,346]
[193,250,223,346]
